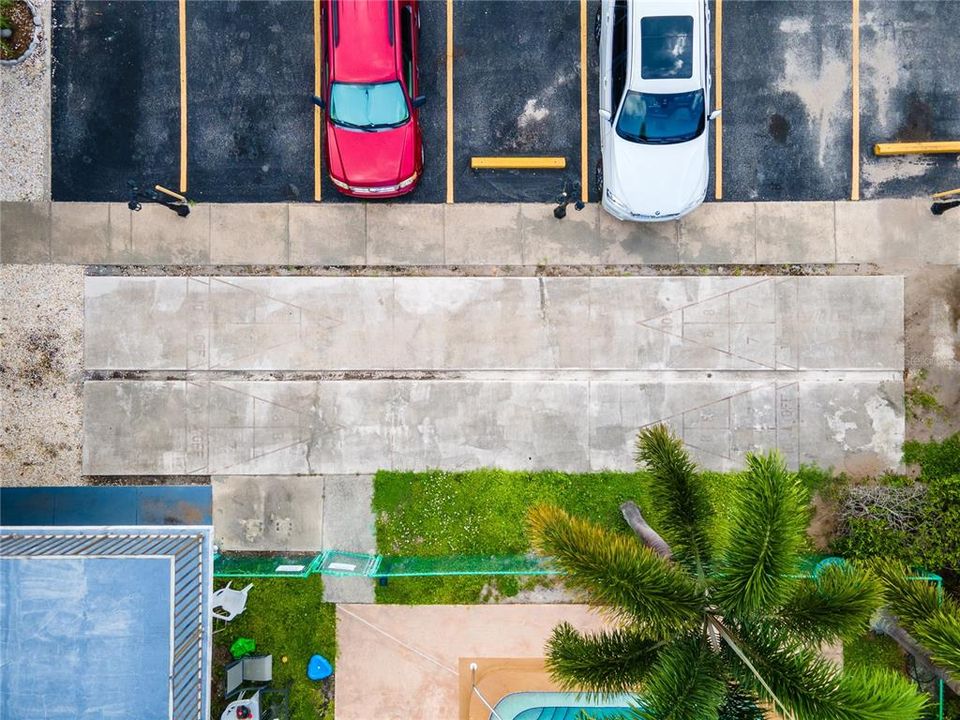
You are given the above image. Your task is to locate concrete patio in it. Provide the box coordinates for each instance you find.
[334,604,611,720]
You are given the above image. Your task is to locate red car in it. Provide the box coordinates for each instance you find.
[317,0,425,198]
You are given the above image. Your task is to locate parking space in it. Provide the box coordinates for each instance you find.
[858,0,960,198]
[52,0,180,201]
[49,0,959,206]
[185,0,313,202]
[721,0,853,201]
[451,0,583,203]
[319,0,447,203]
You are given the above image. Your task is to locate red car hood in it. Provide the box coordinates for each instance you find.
[328,121,415,186]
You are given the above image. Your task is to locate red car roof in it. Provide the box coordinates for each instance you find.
[329,0,400,83]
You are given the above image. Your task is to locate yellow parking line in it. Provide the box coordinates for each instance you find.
[179,0,187,193]
[713,0,722,200]
[314,0,322,202]
[580,0,588,202]
[446,0,454,203]
[851,0,860,200]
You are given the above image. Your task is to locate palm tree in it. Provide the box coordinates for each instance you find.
[872,561,960,694]
[527,424,927,720]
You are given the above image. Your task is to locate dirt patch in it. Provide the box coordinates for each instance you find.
[85,474,212,486]
[808,493,839,551]
[87,262,878,278]
[902,267,960,442]
[19,330,63,388]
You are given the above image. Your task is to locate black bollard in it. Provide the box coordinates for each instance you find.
[931,199,960,216]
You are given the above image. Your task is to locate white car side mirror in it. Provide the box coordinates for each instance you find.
[599,108,612,122]
[709,109,722,121]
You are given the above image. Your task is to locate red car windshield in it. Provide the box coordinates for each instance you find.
[329,81,409,130]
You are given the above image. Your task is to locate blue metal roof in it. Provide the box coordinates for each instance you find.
[0,526,213,720]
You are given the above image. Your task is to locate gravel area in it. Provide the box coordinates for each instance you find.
[0,0,50,200]
[0,264,83,485]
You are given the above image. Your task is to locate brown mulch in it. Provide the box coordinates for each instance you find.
[1,0,34,60]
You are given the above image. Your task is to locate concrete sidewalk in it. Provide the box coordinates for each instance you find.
[84,276,903,372]
[3,199,958,267]
[212,473,375,603]
[82,275,905,475]
[83,376,904,476]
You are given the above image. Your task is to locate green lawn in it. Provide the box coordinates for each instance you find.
[843,632,905,674]
[373,468,759,603]
[211,575,336,720]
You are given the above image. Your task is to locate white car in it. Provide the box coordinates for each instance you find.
[596,0,720,222]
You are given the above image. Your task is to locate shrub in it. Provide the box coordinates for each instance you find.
[832,473,960,572]
[904,433,960,481]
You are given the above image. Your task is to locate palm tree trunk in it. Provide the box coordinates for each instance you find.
[873,611,960,694]
[620,501,672,558]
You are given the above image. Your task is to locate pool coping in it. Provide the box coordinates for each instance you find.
[459,658,558,720]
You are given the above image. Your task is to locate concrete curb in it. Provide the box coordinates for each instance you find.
[2,199,958,267]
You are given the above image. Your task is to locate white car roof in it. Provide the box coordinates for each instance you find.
[628,0,705,94]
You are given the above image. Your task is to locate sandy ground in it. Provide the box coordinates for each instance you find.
[0,0,51,201]
[0,264,83,485]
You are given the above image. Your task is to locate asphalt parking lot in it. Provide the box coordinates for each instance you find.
[51,0,960,204]
[185,0,313,202]
[722,0,853,200]
[52,1,180,201]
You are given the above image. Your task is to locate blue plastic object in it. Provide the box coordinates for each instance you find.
[307,654,332,681]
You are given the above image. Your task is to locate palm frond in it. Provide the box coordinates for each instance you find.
[712,452,807,617]
[527,504,704,637]
[779,563,884,643]
[873,560,960,679]
[915,611,960,677]
[635,424,714,575]
[870,561,941,623]
[716,683,768,720]
[726,623,926,720]
[832,667,930,720]
[545,621,661,694]
[632,637,727,720]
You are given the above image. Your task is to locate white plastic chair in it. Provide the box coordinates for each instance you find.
[212,582,253,622]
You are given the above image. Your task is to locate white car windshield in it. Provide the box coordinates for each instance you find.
[330,81,409,130]
[616,89,705,144]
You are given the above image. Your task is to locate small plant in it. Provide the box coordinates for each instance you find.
[0,0,15,31]
[905,369,946,425]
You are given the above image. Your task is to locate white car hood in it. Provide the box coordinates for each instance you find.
[607,131,708,218]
